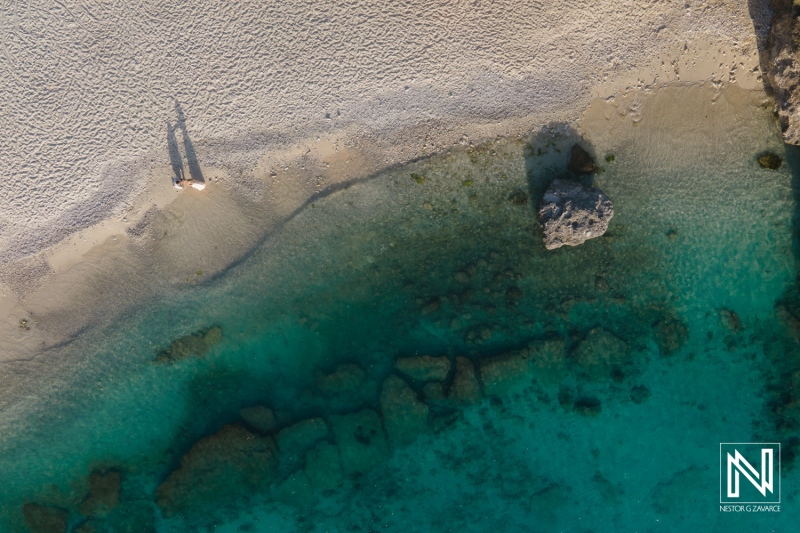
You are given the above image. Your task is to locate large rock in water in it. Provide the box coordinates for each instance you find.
[329,409,388,475]
[156,425,278,517]
[379,375,429,444]
[538,179,613,250]
[764,0,800,144]
[80,470,121,517]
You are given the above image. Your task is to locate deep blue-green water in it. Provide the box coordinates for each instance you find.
[1,85,799,532]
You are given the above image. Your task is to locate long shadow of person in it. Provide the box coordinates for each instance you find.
[174,101,205,188]
[167,121,185,185]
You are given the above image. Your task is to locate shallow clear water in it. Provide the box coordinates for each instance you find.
[1,84,799,532]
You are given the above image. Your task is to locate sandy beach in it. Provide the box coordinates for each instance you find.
[0,0,770,360]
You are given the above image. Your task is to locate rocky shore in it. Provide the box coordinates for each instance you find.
[764,0,800,144]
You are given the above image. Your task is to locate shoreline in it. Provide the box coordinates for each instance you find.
[0,4,770,363]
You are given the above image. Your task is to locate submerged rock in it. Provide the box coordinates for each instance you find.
[569,144,597,173]
[21,504,68,533]
[574,396,602,416]
[571,328,629,380]
[239,405,277,433]
[276,418,329,453]
[155,326,222,363]
[539,179,613,250]
[305,442,344,492]
[156,424,278,517]
[379,375,429,444]
[758,152,783,170]
[480,350,533,397]
[528,339,567,383]
[653,316,689,356]
[329,409,388,475]
[315,363,367,394]
[394,355,451,382]
[447,357,481,405]
[273,471,315,508]
[720,308,743,332]
[80,470,121,517]
[78,501,156,533]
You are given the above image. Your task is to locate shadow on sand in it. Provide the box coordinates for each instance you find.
[166,101,205,188]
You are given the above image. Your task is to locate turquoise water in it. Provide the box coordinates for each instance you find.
[1,85,799,531]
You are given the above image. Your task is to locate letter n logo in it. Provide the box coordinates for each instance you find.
[720,443,780,504]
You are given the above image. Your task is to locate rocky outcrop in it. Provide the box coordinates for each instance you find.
[539,179,613,250]
[764,0,800,144]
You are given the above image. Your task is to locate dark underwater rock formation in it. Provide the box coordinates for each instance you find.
[380,375,429,444]
[447,357,481,405]
[764,0,800,144]
[314,363,367,394]
[758,151,783,169]
[539,179,613,250]
[21,503,68,533]
[394,355,451,382]
[80,470,121,517]
[304,442,344,492]
[239,405,277,433]
[276,418,329,453]
[156,424,278,517]
[329,409,388,475]
[480,350,533,397]
[155,325,222,363]
[571,328,629,380]
[653,316,689,356]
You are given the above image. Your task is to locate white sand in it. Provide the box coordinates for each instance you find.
[0,0,772,359]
